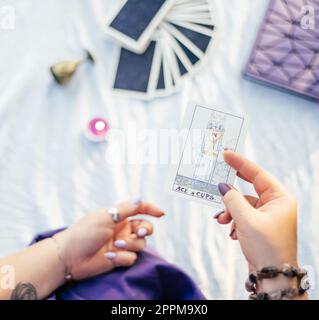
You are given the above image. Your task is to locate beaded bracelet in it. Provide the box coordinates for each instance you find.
[245,264,311,300]
[249,287,310,300]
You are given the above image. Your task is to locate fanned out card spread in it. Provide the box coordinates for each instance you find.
[245,0,319,100]
[106,0,217,100]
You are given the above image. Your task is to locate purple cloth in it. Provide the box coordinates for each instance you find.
[31,229,205,300]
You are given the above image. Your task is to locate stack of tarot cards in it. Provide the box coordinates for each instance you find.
[245,0,319,100]
[106,0,217,100]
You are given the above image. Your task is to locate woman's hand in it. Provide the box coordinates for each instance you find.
[215,150,298,271]
[55,200,164,280]
[0,199,164,300]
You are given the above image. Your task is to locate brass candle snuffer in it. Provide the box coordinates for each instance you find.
[50,50,95,85]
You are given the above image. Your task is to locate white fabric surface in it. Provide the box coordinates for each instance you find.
[0,0,318,299]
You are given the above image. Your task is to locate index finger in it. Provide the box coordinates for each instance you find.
[115,201,165,221]
[223,150,286,199]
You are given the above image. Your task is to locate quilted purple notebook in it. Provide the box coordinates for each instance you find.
[245,0,319,100]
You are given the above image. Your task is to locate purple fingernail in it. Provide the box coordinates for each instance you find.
[105,252,117,260]
[114,240,127,248]
[218,183,231,196]
[213,210,224,219]
[137,228,147,237]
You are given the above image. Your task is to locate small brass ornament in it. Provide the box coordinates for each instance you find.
[50,50,95,85]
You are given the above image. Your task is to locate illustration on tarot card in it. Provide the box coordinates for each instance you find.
[170,104,246,207]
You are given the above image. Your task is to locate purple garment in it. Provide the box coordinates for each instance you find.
[31,229,205,300]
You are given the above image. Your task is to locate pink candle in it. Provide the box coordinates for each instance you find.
[86,117,110,142]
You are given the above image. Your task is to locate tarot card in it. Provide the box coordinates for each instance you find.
[162,22,205,60]
[110,0,218,99]
[147,39,167,97]
[159,38,175,92]
[164,29,195,74]
[168,102,247,208]
[167,22,213,56]
[160,29,183,86]
[169,21,215,37]
[173,0,208,7]
[113,41,157,99]
[156,59,166,91]
[106,0,177,54]
[162,17,217,79]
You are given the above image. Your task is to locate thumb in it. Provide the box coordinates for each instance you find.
[218,183,253,223]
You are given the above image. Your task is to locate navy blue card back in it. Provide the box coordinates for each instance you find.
[114,41,156,93]
[110,0,167,41]
[176,39,200,65]
[171,23,212,54]
[157,59,165,90]
[175,53,188,75]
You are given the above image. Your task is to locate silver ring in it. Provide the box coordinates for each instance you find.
[108,207,121,223]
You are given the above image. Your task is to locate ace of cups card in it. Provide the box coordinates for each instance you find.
[168,102,248,209]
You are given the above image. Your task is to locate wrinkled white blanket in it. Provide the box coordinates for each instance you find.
[0,0,318,299]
